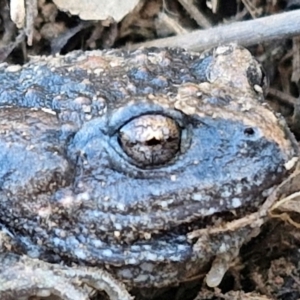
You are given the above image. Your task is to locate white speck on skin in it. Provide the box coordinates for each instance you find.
[144,252,158,261]
[191,193,202,201]
[6,65,22,72]
[170,175,177,181]
[207,207,217,215]
[253,84,263,93]
[118,268,133,279]
[76,192,90,201]
[114,223,122,230]
[135,274,149,283]
[285,157,298,171]
[231,198,241,208]
[102,249,113,257]
[41,108,56,115]
[116,202,126,211]
[74,248,87,260]
[143,232,152,240]
[140,262,154,272]
[218,243,229,253]
[36,290,51,297]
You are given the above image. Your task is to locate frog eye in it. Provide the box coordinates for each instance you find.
[118,114,180,167]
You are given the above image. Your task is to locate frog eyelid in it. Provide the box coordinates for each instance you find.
[106,102,186,135]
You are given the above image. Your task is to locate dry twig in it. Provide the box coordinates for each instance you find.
[128,10,300,51]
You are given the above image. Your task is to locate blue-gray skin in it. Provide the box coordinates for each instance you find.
[0,44,298,295]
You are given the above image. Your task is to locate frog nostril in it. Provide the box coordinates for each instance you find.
[244,127,255,136]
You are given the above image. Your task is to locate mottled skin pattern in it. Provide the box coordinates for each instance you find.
[0,44,298,298]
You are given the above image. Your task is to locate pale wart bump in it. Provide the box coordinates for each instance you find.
[116,202,126,211]
[27,249,41,259]
[102,249,113,257]
[241,102,252,112]
[131,245,140,251]
[114,231,121,238]
[199,208,214,215]
[169,254,183,261]
[109,215,116,223]
[215,45,231,55]
[59,195,76,208]
[5,65,22,72]
[191,193,205,201]
[52,237,61,247]
[74,248,87,260]
[157,198,174,207]
[218,243,230,253]
[234,185,242,195]
[231,198,241,208]
[174,100,196,115]
[118,268,134,279]
[36,290,51,297]
[59,230,67,238]
[285,157,298,170]
[109,60,123,68]
[207,207,217,215]
[178,245,187,251]
[220,188,232,198]
[159,201,169,210]
[140,262,154,272]
[93,68,104,75]
[135,274,149,283]
[192,193,203,201]
[143,232,152,240]
[114,223,122,231]
[253,84,263,93]
[170,175,177,181]
[82,105,91,113]
[144,252,158,261]
[262,187,276,197]
[91,239,104,247]
[41,108,56,115]
[76,192,90,201]
[126,258,138,265]
[37,206,52,218]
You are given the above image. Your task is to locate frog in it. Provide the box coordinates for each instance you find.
[0,43,298,300]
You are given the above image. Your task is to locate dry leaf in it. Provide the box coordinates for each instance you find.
[53,0,140,22]
[10,0,25,28]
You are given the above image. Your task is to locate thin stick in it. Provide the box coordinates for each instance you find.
[127,10,300,51]
[177,0,212,28]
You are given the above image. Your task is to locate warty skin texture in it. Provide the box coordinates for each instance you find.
[0,44,298,292]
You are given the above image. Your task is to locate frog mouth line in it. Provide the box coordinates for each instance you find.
[8,196,261,267]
